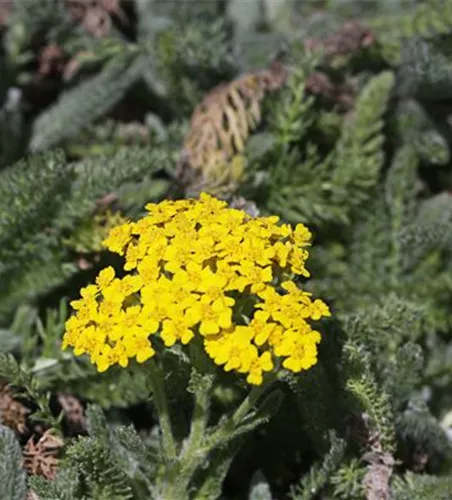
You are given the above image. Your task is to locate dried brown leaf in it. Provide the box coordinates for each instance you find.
[0,385,29,434]
[57,393,86,433]
[305,21,375,68]
[82,5,111,39]
[177,60,287,196]
[306,71,335,99]
[38,44,66,78]
[65,0,126,38]
[306,71,356,111]
[23,430,64,480]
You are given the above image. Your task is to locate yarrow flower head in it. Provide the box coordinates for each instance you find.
[62,193,331,385]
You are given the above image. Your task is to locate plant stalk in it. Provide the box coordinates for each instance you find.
[148,359,177,460]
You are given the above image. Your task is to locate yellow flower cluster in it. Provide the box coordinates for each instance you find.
[62,193,331,385]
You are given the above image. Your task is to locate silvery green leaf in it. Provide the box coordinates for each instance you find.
[0,426,27,500]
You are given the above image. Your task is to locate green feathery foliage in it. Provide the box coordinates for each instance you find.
[1,301,154,411]
[29,469,82,500]
[30,405,155,499]
[30,50,144,152]
[288,360,342,455]
[391,471,452,500]
[342,340,397,453]
[4,0,69,59]
[0,145,170,322]
[311,146,452,332]
[330,70,394,216]
[370,0,452,63]
[244,55,394,225]
[50,438,134,500]
[155,18,239,114]
[393,99,449,165]
[1,2,452,499]
[331,458,366,500]
[398,37,452,100]
[289,432,346,500]
[396,400,452,468]
[0,149,76,320]
[371,0,452,39]
[0,353,60,429]
[0,149,68,269]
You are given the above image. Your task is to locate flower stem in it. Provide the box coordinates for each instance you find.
[180,375,212,466]
[159,377,212,500]
[160,384,267,499]
[206,384,267,452]
[147,359,177,460]
[232,385,266,425]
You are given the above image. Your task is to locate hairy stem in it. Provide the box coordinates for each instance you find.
[159,383,269,499]
[207,384,268,451]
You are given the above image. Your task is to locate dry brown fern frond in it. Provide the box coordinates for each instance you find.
[0,384,29,434]
[176,60,287,197]
[23,430,64,480]
[305,21,375,69]
[57,392,86,434]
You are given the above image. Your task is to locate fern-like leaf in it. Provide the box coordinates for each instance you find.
[331,71,395,214]
[398,38,452,100]
[289,431,346,500]
[0,149,68,267]
[391,471,452,500]
[30,50,143,152]
[342,341,396,453]
[28,469,81,500]
[371,0,452,63]
[0,425,27,500]
[64,436,134,500]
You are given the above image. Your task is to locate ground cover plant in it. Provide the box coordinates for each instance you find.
[1,0,452,498]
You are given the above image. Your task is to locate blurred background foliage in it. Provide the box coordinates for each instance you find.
[1,0,452,498]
